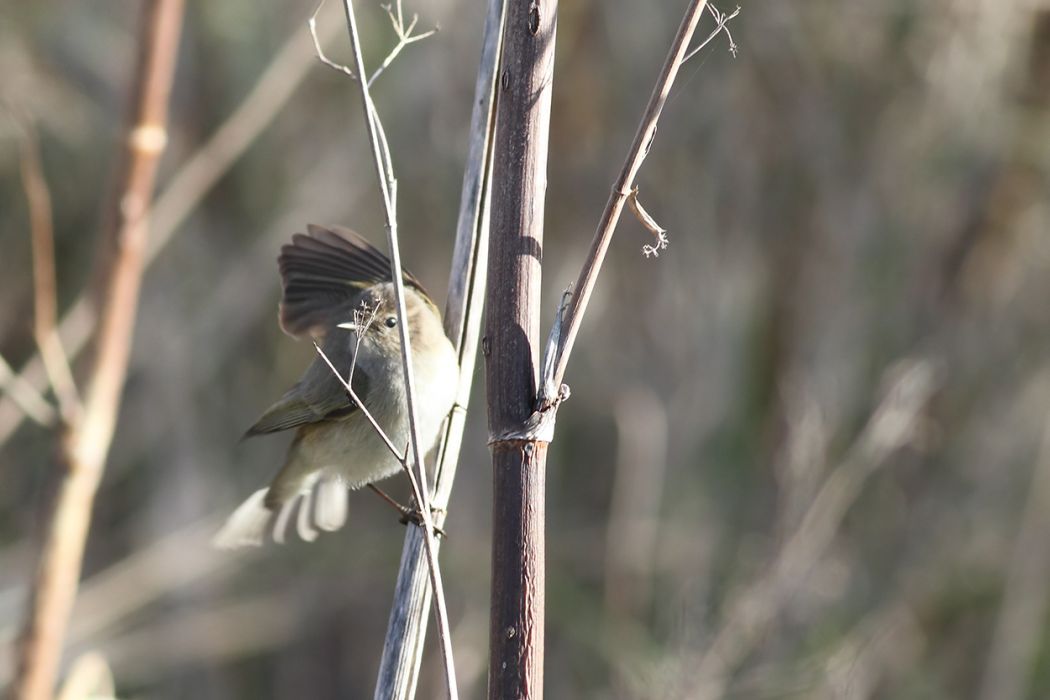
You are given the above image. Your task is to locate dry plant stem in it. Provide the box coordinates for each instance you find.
[550,0,712,388]
[603,387,668,618]
[147,7,342,263]
[374,0,501,696]
[977,403,1050,700]
[821,598,924,700]
[485,0,559,696]
[336,1,458,697]
[11,2,184,699]
[0,354,55,428]
[19,123,81,423]
[0,8,342,449]
[692,360,936,700]
[55,653,114,700]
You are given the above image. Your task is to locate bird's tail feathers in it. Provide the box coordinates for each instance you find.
[212,473,349,549]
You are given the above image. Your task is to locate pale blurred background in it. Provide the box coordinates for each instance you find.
[3,0,1050,698]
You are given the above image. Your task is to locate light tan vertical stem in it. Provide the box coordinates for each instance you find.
[12,2,184,698]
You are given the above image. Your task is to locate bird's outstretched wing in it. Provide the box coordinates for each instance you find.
[277,224,428,338]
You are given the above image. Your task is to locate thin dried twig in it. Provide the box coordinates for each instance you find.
[309,3,357,80]
[978,395,1050,700]
[331,1,458,696]
[346,298,381,384]
[692,360,938,699]
[626,188,669,258]
[548,0,724,395]
[684,3,740,62]
[312,342,407,464]
[0,353,55,428]
[309,0,437,87]
[16,118,82,423]
[369,3,438,87]
[374,0,500,695]
[12,3,184,699]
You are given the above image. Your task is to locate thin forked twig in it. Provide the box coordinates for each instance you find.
[548,0,730,394]
[622,4,738,260]
[16,119,82,423]
[684,3,740,62]
[346,299,381,385]
[309,0,437,87]
[370,3,438,87]
[309,4,356,80]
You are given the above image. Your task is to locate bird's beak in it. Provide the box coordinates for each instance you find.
[337,322,358,331]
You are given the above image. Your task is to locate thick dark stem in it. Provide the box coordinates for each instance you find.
[485,0,559,697]
[489,441,548,697]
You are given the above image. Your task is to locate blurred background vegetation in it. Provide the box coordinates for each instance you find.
[3,0,1050,698]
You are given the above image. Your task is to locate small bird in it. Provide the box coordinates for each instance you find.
[213,225,458,548]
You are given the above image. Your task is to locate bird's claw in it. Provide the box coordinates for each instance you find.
[399,506,448,539]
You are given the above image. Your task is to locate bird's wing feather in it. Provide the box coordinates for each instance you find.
[278,224,428,338]
[244,355,370,436]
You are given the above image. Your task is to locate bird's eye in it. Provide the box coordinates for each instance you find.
[385,316,398,328]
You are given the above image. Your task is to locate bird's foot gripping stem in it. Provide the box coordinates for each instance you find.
[367,484,447,538]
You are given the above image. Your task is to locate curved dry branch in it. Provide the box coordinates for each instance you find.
[11,3,184,698]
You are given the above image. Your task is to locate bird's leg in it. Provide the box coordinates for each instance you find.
[367,484,447,538]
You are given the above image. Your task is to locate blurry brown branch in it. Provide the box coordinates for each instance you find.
[603,386,668,618]
[692,359,938,700]
[147,5,342,261]
[0,518,237,688]
[821,598,924,700]
[0,5,343,450]
[89,595,304,684]
[0,355,54,428]
[17,120,81,423]
[484,0,559,695]
[12,2,184,699]
[55,653,114,700]
[978,393,1050,700]
[374,0,500,695]
[332,1,458,697]
[547,0,723,393]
